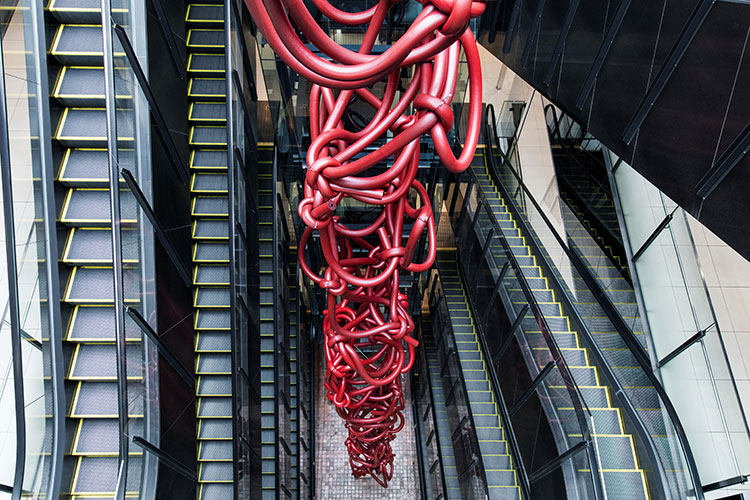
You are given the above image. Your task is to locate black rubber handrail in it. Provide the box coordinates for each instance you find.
[486,103,704,500]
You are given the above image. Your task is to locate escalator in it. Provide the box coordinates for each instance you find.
[257,144,280,498]
[546,108,630,283]
[435,251,522,500]
[185,3,233,498]
[418,316,456,500]
[466,152,649,498]
[48,2,145,497]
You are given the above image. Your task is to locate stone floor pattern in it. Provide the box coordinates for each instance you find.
[315,344,420,499]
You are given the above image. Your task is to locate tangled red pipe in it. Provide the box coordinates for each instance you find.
[246,0,484,487]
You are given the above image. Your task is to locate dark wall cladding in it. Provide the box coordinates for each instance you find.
[480,0,750,260]
[147,1,197,497]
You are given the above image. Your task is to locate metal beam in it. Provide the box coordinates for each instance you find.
[521,0,547,68]
[543,0,581,86]
[632,208,677,262]
[510,361,555,415]
[622,0,716,144]
[575,0,632,109]
[695,120,750,199]
[502,0,523,54]
[657,328,708,368]
[132,437,197,481]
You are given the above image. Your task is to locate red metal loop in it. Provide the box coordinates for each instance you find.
[246,0,483,487]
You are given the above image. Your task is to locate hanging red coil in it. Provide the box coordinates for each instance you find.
[245,0,484,487]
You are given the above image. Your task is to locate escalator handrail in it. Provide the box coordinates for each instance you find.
[486,103,705,500]
[452,155,605,500]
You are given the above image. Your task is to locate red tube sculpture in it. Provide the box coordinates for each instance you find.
[245,0,484,487]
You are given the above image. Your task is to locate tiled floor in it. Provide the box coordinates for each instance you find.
[315,345,419,499]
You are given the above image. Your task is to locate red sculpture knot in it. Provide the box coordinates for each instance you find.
[246,0,484,487]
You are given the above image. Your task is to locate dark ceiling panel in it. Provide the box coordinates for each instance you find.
[479,0,750,260]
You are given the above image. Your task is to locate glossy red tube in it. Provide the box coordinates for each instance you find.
[245,0,484,487]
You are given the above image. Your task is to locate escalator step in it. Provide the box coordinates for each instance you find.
[192,196,228,217]
[198,420,233,440]
[191,149,228,170]
[73,418,142,455]
[485,470,516,486]
[55,108,135,147]
[476,428,506,445]
[196,331,231,352]
[72,456,141,495]
[191,172,228,192]
[197,375,232,397]
[70,381,144,417]
[190,126,227,146]
[464,380,490,392]
[488,486,521,500]
[189,78,226,100]
[61,188,137,226]
[69,344,142,380]
[483,454,512,470]
[63,228,138,263]
[198,441,232,462]
[594,435,638,469]
[48,0,106,23]
[65,266,141,303]
[194,242,230,262]
[187,29,225,50]
[196,353,231,374]
[66,305,141,342]
[193,219,229,239]
[53,67,104,105]
[194,264,230,285]
[199,462,233,482]
[549,385,610,409]
[51,25,107,64]
[195,309,231,330]
[186,4,224,24]
[188,53,225,74]
[199,483,233,500]
[198,397,232,418]
[58,148,134,187]
[189,102,227,123]
[601,471,647,500]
